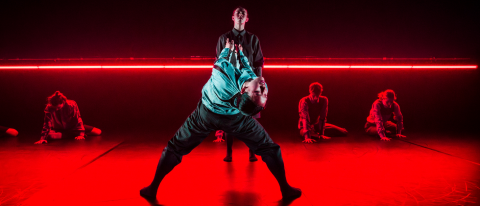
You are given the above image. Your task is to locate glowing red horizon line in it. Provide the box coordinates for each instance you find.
[0,65,477,69]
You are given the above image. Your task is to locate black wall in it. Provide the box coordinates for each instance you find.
[1,69,478,135]
[1,1,479,60]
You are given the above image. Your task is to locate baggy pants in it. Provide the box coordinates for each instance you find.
[149,101,290,189]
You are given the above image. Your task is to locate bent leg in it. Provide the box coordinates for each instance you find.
[384,121,397,136]
[365,122,378,136]
[229,117,299,197]
[224,133,233,162]
[143,104,214,198]
[324,123,348,137]
[84,124,102,136]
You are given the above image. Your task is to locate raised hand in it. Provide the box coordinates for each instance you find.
[225,38,234,51]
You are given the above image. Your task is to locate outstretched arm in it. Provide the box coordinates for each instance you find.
[72,103,85,140]
[238,44,255,75]
[394,103,406,138]
[299,98,315,143]
[318,98,330,139]
[372,103,390,141]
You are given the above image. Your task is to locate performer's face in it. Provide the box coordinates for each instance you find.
[51,103,64,111]
[382,97,394,108]
[242,77,268,107]
[309,92,322,102]
[232,8,248,24]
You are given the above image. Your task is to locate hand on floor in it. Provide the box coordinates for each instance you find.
[396,134,406,138]
[35,140,47,144]
[380,136,392,141]
[75,136,85,140]
[302,138,316,143]
[213,138,224,142]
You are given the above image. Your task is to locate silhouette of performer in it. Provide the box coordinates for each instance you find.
[140,40,301,201]
[213,6,264,162]
[35,91,101,144]
[299,82,348,143]
[365,89,406,141]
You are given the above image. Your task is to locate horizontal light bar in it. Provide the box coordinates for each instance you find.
[0,65,477,70]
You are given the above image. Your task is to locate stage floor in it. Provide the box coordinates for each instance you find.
[1,131,479,206]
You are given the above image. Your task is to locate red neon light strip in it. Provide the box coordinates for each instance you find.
[0,65,477,69]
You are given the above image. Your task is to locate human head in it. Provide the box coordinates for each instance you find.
[239,77,268,116]
[378,89,396,108]
[309,82,323,97]
[232,7,249,25]
[47,91,67,110]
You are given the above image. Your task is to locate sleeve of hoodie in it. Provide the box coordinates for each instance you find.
[393,102,404,134]
[71,101,85,136]
[372,102,387,138]
[318,97,328,136]
[40,107,53,140]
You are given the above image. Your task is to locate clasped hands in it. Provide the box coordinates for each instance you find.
[225,38,243,53]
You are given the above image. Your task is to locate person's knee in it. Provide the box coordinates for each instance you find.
[88,127,102,136]
[48,131,63,139]
[5,128,19,137]
[255,143,281,157]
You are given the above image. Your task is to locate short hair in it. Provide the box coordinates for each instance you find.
[238,92,263,116]
[47,91,67,106]
[378,89,397,100]
[232,6,248,17]
[309,82,323,95]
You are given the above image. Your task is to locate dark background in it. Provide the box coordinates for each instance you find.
[0,69,478,136]
[0,0,479,136]
[1,0,479,59]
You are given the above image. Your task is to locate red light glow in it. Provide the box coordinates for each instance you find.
[0,65,476,70]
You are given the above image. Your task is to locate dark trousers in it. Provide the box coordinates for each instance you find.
[149,101,290,190]
[225,130,255,157]
[299,123,348,137]
[364,121,397,136]
[51,124,94,137]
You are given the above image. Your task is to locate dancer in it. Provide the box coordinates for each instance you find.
[0,126,18,137]
[140,40,301,200]
[34,91,101,144]
[299,82,348,143]
[365,89,406,141]
[214,6,264,162]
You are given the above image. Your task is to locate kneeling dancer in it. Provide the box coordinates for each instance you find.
[35,91,101,144]
[365,89,406,141]
[140,39,301,200]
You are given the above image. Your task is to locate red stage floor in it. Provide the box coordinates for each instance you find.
[1,131,479,205]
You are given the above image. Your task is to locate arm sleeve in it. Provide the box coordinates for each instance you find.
[298,99,310,132]
[217,48,231,60]
[40,112,53,140]
[394,103,404,134]
[372,103,386,138]
[216,36,225,60]
[252,38,264,77]
[72,103,85,136]
[239,50,255,74]
[318,98,328,136]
